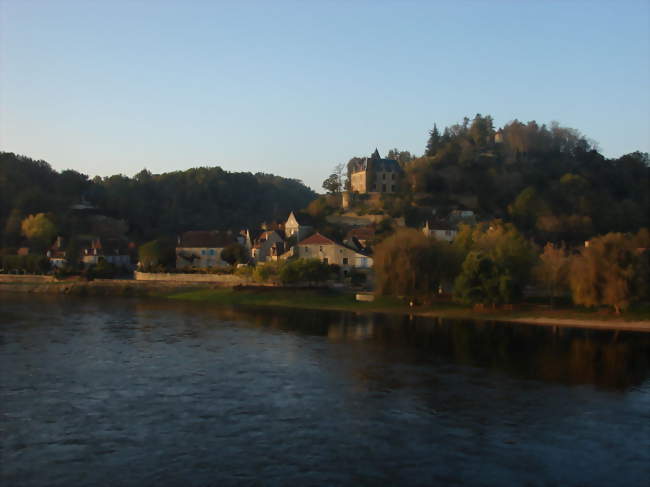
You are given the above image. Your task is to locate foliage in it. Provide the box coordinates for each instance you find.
[21,213,57,247]
[453,251,513,306]
[374,228,456,298]
[221,243,249,265]
[138,239,176,270]
[452,221,536,304]
[86,258,118,279]
[405,117,648,243]
[253,261,282,283]
[0,152,316,244]
[279,258,331,284]
[569,231,648,313]
[1,254,51,274]
[534,243,570,305]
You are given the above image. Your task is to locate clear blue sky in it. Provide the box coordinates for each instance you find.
[1,0,648,191]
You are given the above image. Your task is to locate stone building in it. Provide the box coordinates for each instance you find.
[176,231,235,269]
[281,232,373,272]
[348,149,404,194]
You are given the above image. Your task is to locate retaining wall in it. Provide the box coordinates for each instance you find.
[134,271,249,285]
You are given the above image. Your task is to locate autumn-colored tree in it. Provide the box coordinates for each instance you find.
[569,233,641,313]
[20,213,56,247]
[535,243,570,305]
[374,228,455,298]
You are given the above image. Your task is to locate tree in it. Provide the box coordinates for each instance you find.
[569,233,640,313]
[138,239,176,270]
[508,187,548,233]
[21,213,56,247]
[322,173,341,194]
[279,258,330,285]
[425,124,441,156]
[535,243,569,305]
[453,251,510,306]
[452,221,536,304]
[374,228,455,298]
[322,163,346,195]
[221,243,248,265]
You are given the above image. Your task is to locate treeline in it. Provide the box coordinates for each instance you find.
[0,152,316,245]
[375,223,650,313]
[394,115,649,244]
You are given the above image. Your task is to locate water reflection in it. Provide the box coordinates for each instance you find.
[2,294,649,487]
[127,300,650,391]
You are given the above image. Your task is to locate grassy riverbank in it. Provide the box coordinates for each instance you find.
[2,277,649,331]
[164,287,650,331]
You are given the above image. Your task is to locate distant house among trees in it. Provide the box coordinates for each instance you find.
[348,149,404,194]
[422,221,457,242]
[82,238,131,268]
[176,231,236,269]
[281,232,373,274]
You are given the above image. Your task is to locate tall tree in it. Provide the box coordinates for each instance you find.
[425,124,441,156]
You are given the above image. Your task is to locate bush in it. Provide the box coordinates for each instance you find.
[1,254,51,274]
[279,258,330,285]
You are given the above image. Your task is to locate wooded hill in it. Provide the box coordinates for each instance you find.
[0,152,316,245]
[360,115,648,244]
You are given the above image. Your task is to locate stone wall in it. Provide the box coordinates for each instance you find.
[134,271,249,285]
[0,274,54,283]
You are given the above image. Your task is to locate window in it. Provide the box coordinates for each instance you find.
[372,185,376,191]
[342,257,348,265]
[382,184,386,192]
[391,185,395,192]
[304,247,309,252]
[319,246,323,251]
[209,249,215,256]
[391,173,395,180]
[382,173,386,180]
[201,250,206,255]
[323,257,328,264]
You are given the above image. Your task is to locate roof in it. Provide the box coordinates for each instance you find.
[298,232,373,257]
[298,232,336,246]
[178,231,235,248]
[348,150,403,174]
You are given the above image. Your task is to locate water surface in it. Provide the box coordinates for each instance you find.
[1,294,649,486]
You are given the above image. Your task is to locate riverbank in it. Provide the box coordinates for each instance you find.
[164,287,650,332]
[1,278,649,331]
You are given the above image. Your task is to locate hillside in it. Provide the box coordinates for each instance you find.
[0,152,317,244]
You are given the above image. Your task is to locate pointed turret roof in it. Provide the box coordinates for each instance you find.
[371,148,381,160]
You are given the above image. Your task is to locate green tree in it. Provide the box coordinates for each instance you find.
[279,258,330,285]
[425,124,441,156]
[221,243,248,265]
[322,173,341,194]
[453,251,510,306]
[452,221,536,304]
[138,239,176,270]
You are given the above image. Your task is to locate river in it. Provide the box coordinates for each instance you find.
[1,294,649,486]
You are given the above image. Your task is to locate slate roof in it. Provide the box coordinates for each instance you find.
[348,149,403,174]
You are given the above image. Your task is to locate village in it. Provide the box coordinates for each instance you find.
[3,149,476,291]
